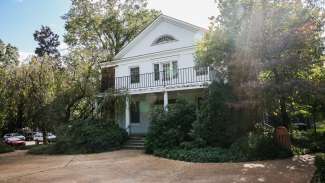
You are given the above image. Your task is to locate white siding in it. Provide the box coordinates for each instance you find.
[121,21,203,59]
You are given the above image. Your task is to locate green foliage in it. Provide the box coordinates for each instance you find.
[29,119,128,154]
[0,142,14,154]
[145,99,196,153]
[229,132,293,161]
[292,130,325,153]
[153,132,292,163]
[196,0,325,128]
[33,26,60,59]
[153,147,230,163]
[145,96,292,162]
[192,82,253,148]
[64,0,160,62]
[312,153,325,183]
[0,39,19,68]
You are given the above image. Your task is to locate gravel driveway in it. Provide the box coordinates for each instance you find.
[0,150,315,183]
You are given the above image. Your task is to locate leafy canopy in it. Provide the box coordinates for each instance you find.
[33,26,61,59]
[63,0,160,62]
[196,0,325,126]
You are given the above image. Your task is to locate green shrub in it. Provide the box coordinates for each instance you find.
[153,147,231,163]
[292,130,325,153]
[229,132,293,161]
[192,82,253,148]
[29,119,128,154]
[0,142,14,154]
[312,153,325,183]
[145,99,196,153]
[152,132,293,163]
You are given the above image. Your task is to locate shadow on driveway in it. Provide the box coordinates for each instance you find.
[0,150,315,183]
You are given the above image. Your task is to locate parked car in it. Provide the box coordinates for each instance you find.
[33,132,56,142]
[4,137,26,147]
[24,132,34,141]
[3,133,26,141]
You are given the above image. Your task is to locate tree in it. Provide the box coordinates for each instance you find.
[0,39,19,68]
[196,0,325,128]
[0,39,20,133]
[63,0,160,63]
[24,56,65,143]
[33,26,61,59]
[59,49,100,122]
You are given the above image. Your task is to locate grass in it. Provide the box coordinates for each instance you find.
[316,120,325,133]
[0,142,15,154]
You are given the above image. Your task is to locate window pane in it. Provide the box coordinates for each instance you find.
[172,61,178,79]
[130,101,140,123]
[130,67,139,83]
[162,63,170,81]
[154,64,160,81]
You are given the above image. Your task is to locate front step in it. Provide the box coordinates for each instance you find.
[123,136,145,150]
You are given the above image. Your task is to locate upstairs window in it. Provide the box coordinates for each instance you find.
[154,64,160,81]
[152,35,177,45]
[130,67,140,84]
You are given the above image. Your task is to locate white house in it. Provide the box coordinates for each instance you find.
[100,14,216,135]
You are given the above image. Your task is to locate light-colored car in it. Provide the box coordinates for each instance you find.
[33,132,56,142]
[3,133,26,141]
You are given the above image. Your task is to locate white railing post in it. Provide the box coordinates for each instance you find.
[163,90,168,111]
[125,96,130,134]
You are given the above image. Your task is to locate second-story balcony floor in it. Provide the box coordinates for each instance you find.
[101,66,217,94]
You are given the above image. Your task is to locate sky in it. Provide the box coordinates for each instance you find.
[0,0,218,61]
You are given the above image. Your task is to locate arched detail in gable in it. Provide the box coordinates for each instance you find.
[151,34,177,46]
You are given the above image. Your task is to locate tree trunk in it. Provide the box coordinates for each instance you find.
[42,129,48,145]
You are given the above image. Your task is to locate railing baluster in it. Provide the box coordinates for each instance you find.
[108,66,213,92]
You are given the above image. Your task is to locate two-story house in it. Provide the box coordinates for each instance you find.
[100,14,216,135]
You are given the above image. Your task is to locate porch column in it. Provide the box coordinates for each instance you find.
[125,96,130,134]
[163,90,168,111]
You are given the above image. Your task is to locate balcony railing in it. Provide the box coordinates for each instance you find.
[102,66,217,92]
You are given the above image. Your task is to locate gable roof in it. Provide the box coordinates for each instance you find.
[114,14,207,60]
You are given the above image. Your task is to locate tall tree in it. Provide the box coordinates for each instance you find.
[33,26,61,59]
[0,39,19,68]
[63,0,160,63]
[196,0,325,127]
[0,39,20,132]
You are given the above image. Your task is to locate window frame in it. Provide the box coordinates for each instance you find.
[153,60,178,81]
[130,66,140,84]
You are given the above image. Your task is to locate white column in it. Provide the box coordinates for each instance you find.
[125,96,130,134]
[163,90,168,111]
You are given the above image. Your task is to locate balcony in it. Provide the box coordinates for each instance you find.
[101,66,216,93]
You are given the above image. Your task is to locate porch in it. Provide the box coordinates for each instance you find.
[117,89,205,135]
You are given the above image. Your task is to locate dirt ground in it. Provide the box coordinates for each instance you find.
[0,150,315,183]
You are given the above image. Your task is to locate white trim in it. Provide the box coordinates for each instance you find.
[125,82,210,95]
[100,46,193,68]
[114,14,207,60]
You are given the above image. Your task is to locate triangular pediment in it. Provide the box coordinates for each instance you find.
[114,14,207,60]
